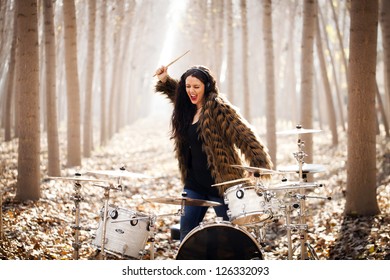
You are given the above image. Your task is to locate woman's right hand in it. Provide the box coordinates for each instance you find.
[155,66,168,83]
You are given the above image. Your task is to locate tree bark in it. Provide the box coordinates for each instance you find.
[226,0,234,104]
[262,0,277,166]
[300,0,317,164]
[315,12,338,146]
[99,0,107,146]
[241,0,250,122]
[15,0,41,201]
[346,0,380,216]
[83,0,96,157]
[63,0,81,167]
[43,0,61,176]
[380,0,390,126]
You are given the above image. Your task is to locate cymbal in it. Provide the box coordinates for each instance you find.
[46,176,109,183]
[278,164,326,174]
[230,165,280,175]
[211,178,251,187]
[276,128,322,135]
[146,197,222,207]
[267,181,324,191]
[86,169,153,179]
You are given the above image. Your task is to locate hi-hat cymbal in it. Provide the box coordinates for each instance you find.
[278,164,326,174]
[146,197,222,207]
[46,176,109,183]
[230,165,280,175]
[276,128,322,135]
[86,169,153,179]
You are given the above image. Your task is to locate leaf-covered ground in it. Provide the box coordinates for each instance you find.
[1,116,389,260]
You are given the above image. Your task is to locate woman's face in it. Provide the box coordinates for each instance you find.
[185,75,205,108]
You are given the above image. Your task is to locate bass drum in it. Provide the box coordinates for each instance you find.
[176,221,263,260]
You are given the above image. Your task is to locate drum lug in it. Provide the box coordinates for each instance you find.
[130,216,139,226]
[236,189,244,199]
[110,209,119,219]
[226,210,232,219]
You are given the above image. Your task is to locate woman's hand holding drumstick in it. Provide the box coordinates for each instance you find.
[153,50,190,82]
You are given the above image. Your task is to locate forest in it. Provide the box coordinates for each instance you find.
[0,0,389,262]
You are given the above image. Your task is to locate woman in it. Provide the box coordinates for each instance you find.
[154,65,273,241]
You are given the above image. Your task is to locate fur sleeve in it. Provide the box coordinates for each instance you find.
[154,76,178,103]
[212,96,273,172]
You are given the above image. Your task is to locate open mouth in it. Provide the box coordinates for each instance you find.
[190,94,197,102]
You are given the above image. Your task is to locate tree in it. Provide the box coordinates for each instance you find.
[379,0,390,126]
[315,10,338,146]
[262,0,277,165]
[15,0,41,201]
[300,0,317,163]
[3,4,16,142]
[226,0,235,104]
[99,0,108,146]
[43,0,60,176]
[241,0,250,122]
[83,0,97,157]
[63,0,81,167]
[345,0,380,216]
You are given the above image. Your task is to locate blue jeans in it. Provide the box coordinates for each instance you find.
[180,188,229,241]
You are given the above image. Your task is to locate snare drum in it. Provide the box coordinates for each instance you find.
[224,184,281,225]
[176,220,263,260]
[92,205,150,259]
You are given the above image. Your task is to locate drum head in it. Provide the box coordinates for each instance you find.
[176,223,263,260]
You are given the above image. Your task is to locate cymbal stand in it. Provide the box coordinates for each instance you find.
[288,135,321,260]
[95,183,121,260]
[70,180,91,260]
[147,209,186,260]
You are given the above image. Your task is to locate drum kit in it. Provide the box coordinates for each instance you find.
[47,125,330,260]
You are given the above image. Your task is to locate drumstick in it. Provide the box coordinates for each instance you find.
[153,50,190,77]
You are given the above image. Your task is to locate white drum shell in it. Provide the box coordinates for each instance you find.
[224,184,282,225]
[92,205,150,259]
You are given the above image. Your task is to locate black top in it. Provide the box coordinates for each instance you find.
[184,122,219,197]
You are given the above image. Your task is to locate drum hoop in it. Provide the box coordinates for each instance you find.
[179,221,259,249]
[224,184,259,194]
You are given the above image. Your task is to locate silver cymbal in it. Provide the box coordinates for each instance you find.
[230,165,280,174]
[146,197,222,207]
[278,164,326,174]
[86,169,153,179]
[211,178,251,187]
[276,128,322,135]
[47,176,109,183]
[267,181,324,191]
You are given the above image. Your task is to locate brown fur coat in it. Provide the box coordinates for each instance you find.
[155,76,273,195]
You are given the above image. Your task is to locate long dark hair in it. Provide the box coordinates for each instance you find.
[171,65,216,143]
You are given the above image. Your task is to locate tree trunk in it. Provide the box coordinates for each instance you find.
[83,0,96,157]
[329,0,349,91]
[63,0,81,167]
[346,0,380,216]
[4,7,16,142]
[315,12,338,146]
[43,0,61,177]
[380,0,390,126]
[226,0,234,104]
[241,0,250,122]
[300,0,317,164]
[262,0,277,166]
[376,83,390,137]
[319,7,346,132]
[15,0,41,201]
[100,0,107,146]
